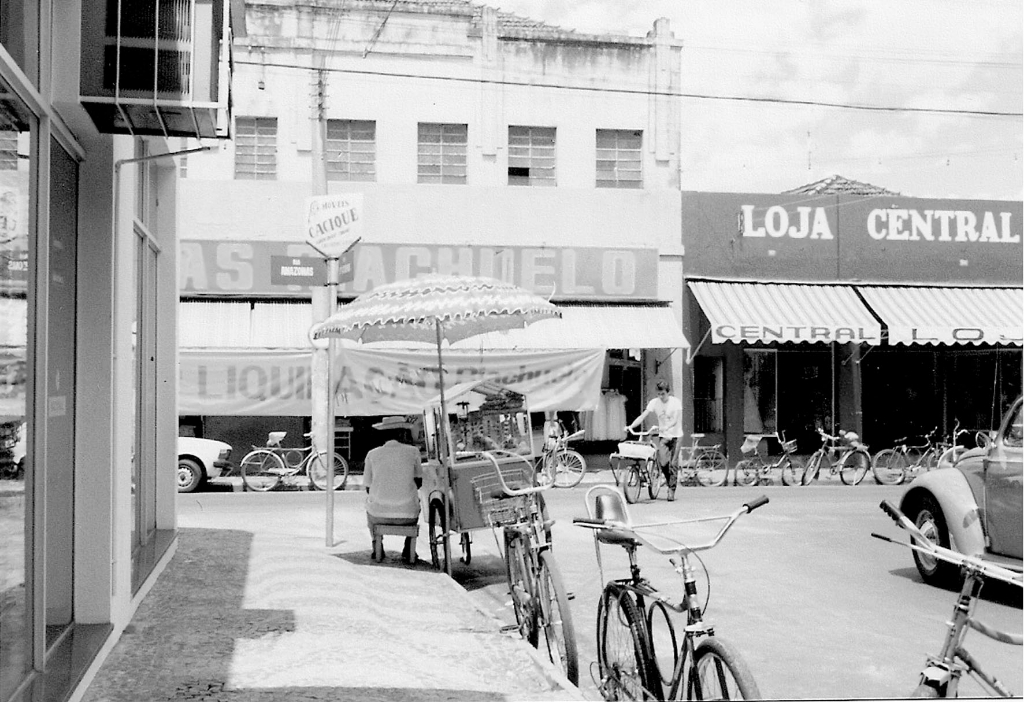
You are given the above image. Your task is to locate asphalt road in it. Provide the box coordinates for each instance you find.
[448,482,1023,701]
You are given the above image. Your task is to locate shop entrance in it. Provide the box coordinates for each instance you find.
[862,349,941,449]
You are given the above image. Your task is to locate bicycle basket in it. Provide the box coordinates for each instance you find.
[782,439,798,453]
[615,441,656,460]
[471,463,531,528]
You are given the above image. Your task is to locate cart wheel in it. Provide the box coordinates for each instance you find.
[428,500,451,576]
[460,533,472,565]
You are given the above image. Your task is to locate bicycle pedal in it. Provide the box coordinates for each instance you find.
[499,624,519,633]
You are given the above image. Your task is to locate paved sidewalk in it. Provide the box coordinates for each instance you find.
[78,492,587,702]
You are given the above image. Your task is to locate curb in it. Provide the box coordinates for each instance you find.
[436,568,590,700]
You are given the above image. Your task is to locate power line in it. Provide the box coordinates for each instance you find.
[238,59,1023,118]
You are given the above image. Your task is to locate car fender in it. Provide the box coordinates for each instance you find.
[900,469,986,557]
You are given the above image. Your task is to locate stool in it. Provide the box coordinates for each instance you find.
[371,523,419,564]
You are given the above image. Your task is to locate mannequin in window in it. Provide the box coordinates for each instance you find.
[743,366,764,434]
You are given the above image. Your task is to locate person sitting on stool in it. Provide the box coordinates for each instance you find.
[364,416,423,562]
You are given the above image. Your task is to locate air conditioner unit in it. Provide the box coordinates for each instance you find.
[80,0,235,139]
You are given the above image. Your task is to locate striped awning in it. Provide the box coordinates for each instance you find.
[689,281,881,345]
[180,301,688,350]
[858,286,1023,346]
[453,305,688,350]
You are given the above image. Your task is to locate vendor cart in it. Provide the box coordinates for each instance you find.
[420,379,579,684]
[420,380,538,571]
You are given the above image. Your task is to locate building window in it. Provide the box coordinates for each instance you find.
[596,129,642,188]
[326,120,376,182]
[234,117,277,180]
[417,123,467,184]
[0,130,18,170]
[508,126,555,186]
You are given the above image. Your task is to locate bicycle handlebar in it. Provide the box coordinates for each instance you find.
[624,426,657,439]
[479,450,550,497]
[573,496,770,555]
[875,500,1023,588]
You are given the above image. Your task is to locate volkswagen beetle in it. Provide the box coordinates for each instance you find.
[898,396,1022,586]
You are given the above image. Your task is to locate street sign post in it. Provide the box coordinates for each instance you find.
[306,193,363,547]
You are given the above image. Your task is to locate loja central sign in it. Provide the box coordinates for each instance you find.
[739,203,1019,244]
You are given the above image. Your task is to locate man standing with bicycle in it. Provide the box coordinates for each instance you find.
[626,380,683,501]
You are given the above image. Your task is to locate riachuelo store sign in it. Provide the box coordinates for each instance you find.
[179,240,659,300]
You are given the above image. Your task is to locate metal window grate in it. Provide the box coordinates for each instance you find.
[326,119,376,182]
[508,126,555,186]
[417,123,467,184]
[234,117,277,180]
[596,129,642,189]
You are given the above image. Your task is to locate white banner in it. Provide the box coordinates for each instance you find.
[179,350,313,416]
[179,347,605,417]
[332,346,605,416]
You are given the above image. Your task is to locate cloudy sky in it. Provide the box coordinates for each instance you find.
[492,0,1022,200]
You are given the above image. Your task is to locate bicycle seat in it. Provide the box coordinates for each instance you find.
[585,486,640,547]
[267,431,287,447]
[691,432,706,439]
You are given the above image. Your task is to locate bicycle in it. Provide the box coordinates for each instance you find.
[872,500,1023,698]
[733,433,804,487]
[610,428,665,504]
[536,422,589,489]
[675,433,729,488]
[239,431,349,492]
[472,450,579,684]
[801,427,871,486]
[574,485,768,700]
[871,426,942,486]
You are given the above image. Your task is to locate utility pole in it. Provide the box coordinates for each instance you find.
[309,58,337,547]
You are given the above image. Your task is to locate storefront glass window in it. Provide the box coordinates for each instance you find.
[693,356,722,433]
[0,0,38,86]
[743,350,777,435]
[0,87,34,702]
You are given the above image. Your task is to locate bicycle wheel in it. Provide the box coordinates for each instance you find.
[598,585,659,701]
[552,449,587,489]
[919,448,939,471]
[733,459,758,487]
[622,464,642,504]
[240,449,284,492]
[695,450,728,487]
[647,459,664,500]
[687,636,761,700]
[871,449,907,486]
[646,600,678,687]
[780,455,804,486]
[307,451,349,491]
[428,500,451,576]
[801,451,825,485]
[504,530,538,646]
[537,550,579,684]
[840,449,870,485]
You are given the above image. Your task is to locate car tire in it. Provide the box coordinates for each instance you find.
[177,458,204,493]
[909,494,957,587]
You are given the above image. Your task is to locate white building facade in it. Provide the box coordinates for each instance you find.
[178,0,690,457]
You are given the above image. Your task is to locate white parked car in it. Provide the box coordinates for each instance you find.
[177,437,233,493]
